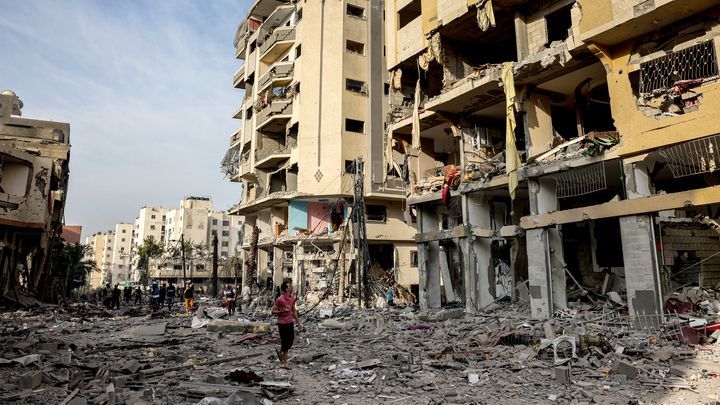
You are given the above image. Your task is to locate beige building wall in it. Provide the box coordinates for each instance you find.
[110,223,133,284]
[229,0,418,291]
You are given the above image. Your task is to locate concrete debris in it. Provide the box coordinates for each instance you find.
[2,299,720,404]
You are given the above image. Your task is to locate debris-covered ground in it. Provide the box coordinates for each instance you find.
[1,296,720,405]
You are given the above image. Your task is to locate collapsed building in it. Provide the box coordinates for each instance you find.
[385,0,720,317]
[225,0,418,297]
[0,90,71,303]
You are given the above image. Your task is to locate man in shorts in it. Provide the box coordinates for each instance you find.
[271,280,302,368]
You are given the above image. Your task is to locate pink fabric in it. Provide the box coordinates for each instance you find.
[275,294,297,324]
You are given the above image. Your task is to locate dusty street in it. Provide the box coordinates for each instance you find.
[1,295,720,405]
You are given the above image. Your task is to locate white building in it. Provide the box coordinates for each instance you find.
[110,223,134,285]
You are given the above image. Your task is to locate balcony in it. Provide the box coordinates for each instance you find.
[259,26,296,64]
[577,0,720,46]
[255,143,292,169]
[256,98,293,132]
[229,128,242,147]
[233,65,246,88]
[258,61,294,92]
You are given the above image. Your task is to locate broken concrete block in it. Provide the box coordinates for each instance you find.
[612,360,638,379]
[37,342,59,353]
[319,308,333,318]
[121,322,167,337]
[206,320,270,333]
[319,319,347,329]
[554,366,570,384]
[20,370,42,389]
[468,373,479,384]
[421,308,464,322]
[669,365,692,377]
[12,342,33,352]
[121,360,141,374]
[205,374,224,384]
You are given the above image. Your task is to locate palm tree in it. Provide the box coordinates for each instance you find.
[137,237,164,285]
[50,242,97,298]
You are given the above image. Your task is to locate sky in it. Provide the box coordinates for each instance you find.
[0,0,250,238]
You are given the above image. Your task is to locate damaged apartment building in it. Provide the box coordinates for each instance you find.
[385,0,720,318]
[223,0,418,296]
[0,90,71,303]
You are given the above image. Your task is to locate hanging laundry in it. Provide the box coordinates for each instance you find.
[502,62,521,200]
[476,0,496,32]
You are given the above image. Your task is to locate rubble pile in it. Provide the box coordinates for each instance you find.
[1,300,719,404]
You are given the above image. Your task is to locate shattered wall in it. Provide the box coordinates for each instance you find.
[0,91,70,302]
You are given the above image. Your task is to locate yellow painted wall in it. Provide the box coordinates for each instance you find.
[601,37,720,155]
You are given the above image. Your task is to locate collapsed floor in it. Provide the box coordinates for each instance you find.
[1,297,720,405]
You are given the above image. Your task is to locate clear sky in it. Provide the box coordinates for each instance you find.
[0,0,250,239]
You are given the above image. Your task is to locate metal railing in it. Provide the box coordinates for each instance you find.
[639,40,718,95]
[259,26,296,56]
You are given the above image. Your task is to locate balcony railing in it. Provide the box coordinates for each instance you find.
[233,65,246,88]
[259,61,294,91]
[259,26,296,60]
[256,98,293,128]
[255,143,292,162]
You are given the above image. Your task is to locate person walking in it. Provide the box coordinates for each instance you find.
[123,286,132,306]
[166,281,176,312]
[159,283,167,309]
[112,284,121,309]
[224,284,237,316]
[271,280,302,369]
[184,281,195,316]
[151,283,160,311]
[134,286,142,305]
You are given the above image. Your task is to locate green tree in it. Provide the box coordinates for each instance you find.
[50,242,97,299]
[137,237,164,285]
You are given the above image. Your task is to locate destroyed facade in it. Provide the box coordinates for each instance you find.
[385,0,720,317]
[0,90,71,302]
[225,0,417,296]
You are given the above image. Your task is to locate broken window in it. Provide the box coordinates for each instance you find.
[545,5,573,45]
[0,155,31,197]
[346,78,367,94]
[345,118,364,133]
[346,39,364,54]
[639,40,718,95]
[366,205,387,222]
[397,0,420,29]
[410,250,418,267]
[345,160,357,174]
[347,4,365,18]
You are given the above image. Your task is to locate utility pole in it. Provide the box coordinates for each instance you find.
[181,234,187,287]
[211,234,219,296]
[353,157,371,308]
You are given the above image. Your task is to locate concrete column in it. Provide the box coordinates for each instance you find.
[426,241,442,308]
[439,247,456,303]
[418,242,429,310]
[625,162,651,199]
[467,194,496,310]
[527,228,553,319]
[548,228,567,310]
[273,246,284,292]
[619,215,663,316]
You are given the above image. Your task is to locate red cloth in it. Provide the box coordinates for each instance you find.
[274,294,297,324]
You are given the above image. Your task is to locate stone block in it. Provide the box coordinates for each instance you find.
[554,366,570,384]
[612,360,638,379]
[20,370,42,389]
[206,320,271,333]
[37,342,59,353]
